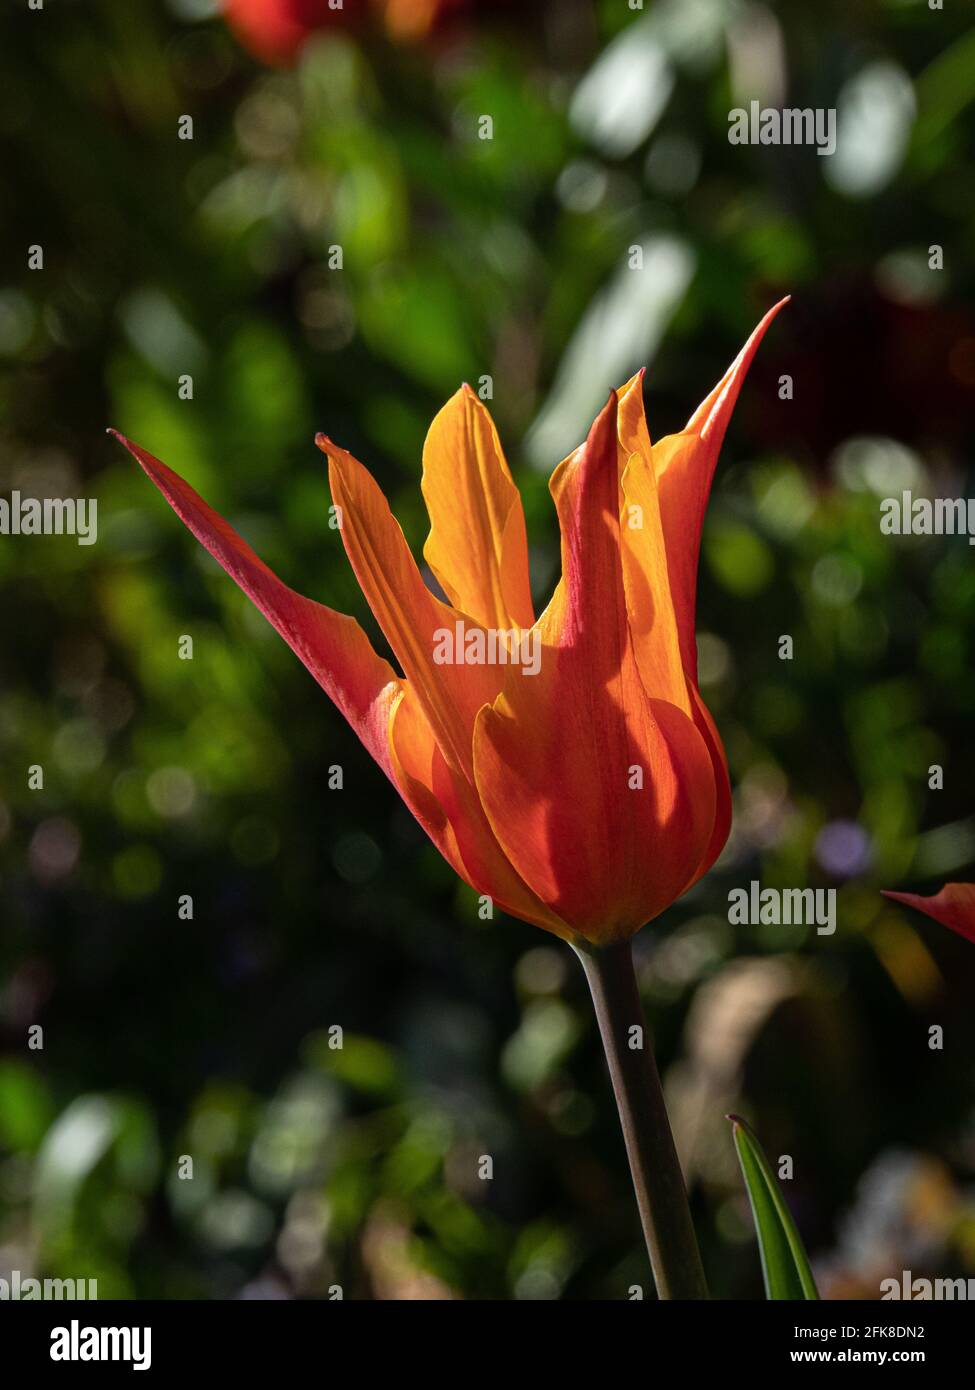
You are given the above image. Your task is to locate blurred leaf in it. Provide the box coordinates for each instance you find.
[307,1031,401,1097]
[0,1061,54,1151]
[33,1095,159,1246]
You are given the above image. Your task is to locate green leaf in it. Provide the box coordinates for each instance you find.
[727,1114,819,1300]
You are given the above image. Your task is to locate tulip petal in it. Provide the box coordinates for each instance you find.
[614,306,784,882]
[421,385,535,632]
[617,375,732,878]
[109,431,400,774]
[686,686,732,879]
[386,685,456,850]
[882,884,975,945]
[647,299,789,680]
[473,394,716,943]
[388,687,572,937]
[318,434,503,782]
[616,371,690,715]
[430,748,572,937]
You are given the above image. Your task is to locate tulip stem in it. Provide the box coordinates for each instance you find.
[574,938,708,1300]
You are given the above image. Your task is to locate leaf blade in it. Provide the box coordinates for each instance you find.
[728,1113,820,1300]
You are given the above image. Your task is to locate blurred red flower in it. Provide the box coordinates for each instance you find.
[223,0,461,65]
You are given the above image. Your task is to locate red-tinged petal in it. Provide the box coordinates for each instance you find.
[617,374,732,876]
[882,884,975,945]
[318,433,502,782]
[472,395,716,944]
[421,385,534,632]
[388,687,572,938]
[649,299,789,681]
[429,746,572,937]
[110,430,400,776]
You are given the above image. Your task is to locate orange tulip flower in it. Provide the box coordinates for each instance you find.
[110,300,784,949]
[882,884,975,945]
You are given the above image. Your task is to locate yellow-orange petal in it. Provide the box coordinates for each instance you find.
[318,433,501,782]
[421,385,535,632]
[472,395,716,943]
[387,685,463,856]
[110,430,400,774]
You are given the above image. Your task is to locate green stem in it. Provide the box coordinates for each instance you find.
[574,937,708,1300]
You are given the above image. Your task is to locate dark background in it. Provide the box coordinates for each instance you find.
[1,0,974,1299]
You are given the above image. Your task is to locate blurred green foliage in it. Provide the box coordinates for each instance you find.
[1,0,974,1299]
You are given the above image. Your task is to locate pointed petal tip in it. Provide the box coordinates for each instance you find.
[880,888,925,908]
[761,294,791,326]
[458,381,487,407]
[880,883,975,944]
[108,429,157,474]
[314,432,332,454]
[882,885,951,907]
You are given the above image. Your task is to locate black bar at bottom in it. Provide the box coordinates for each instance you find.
[0,1296,964,1375]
